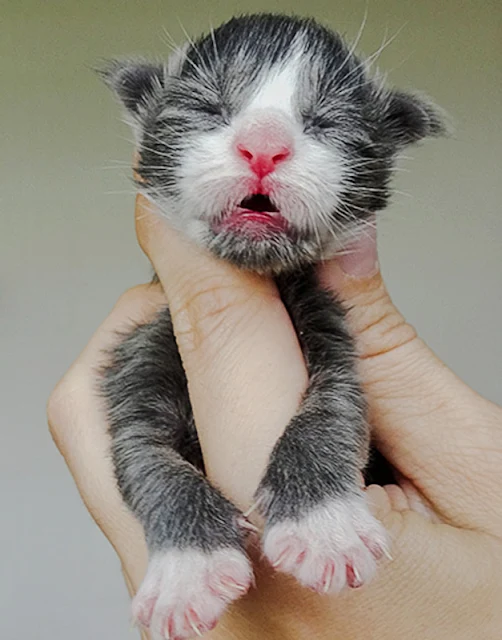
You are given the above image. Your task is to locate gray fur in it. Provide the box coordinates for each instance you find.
[101,311,245,551]
[258,267,368,525]
[99,12,443,596]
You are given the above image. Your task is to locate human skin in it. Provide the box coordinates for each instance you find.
[48,194,502,639]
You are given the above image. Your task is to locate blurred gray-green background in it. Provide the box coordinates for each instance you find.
[2,0,500,638]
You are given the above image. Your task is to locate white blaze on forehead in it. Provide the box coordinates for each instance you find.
[244,50,304,118]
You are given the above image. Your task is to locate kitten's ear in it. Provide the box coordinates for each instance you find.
[98,59,166,117]
[379,90,447,146]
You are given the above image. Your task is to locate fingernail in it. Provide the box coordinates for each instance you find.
[337,220,379,279]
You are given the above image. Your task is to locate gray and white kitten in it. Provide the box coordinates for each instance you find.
[100,13,444,640]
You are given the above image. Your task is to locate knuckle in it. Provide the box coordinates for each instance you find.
[349,286,418,360]
[115,284,157,308]
[112,284,166,323]
[169,276,256,358]
[48,283,165,454]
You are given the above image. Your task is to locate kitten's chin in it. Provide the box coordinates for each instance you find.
[205,229,321,275]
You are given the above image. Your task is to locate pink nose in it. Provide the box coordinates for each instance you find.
[237,145,291,178]
[235,121,294,178]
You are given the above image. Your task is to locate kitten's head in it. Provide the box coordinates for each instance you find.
[102,13,444,274]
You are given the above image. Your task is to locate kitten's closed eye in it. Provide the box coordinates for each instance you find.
[303,114,337,133]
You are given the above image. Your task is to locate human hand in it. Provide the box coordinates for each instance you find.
[48,195,502,639]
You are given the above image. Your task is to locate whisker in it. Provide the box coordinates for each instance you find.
[162,26,208,79]
[160,26,180,52]
[177,17,217,78]
[332,8,368,82]
[364,22,407,72]
[103,189,140,196]
[209,21,222,68]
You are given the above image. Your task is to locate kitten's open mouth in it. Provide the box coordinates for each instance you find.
[239,194,279,213]
[214,194,289,235]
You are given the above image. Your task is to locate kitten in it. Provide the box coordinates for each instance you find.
[100,13,444,639]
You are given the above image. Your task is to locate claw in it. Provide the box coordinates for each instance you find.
[237,515,260,534]
[189,621,203,637]
[243,499,262,518]
[383,547,393,561]
[220,577,249,593]
[271,546,293,569]
[347,563,363,588]
[321,561,335,593]
[186,608,203,637]
[164,615,174,640]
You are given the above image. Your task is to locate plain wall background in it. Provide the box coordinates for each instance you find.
[2,0,500,638]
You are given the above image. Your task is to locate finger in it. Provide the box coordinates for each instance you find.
[222,492,500,640]
[135,194,309,512]
[319,226,502,535]
[47,284,166,591]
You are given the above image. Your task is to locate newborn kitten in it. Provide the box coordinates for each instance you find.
[100,13,444,639]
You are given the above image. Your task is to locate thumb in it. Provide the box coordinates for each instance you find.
[135,194,309,513]
[319,225,502,537]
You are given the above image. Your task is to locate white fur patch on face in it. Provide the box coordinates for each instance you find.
[132,547,253,639]
[262,494,390,593]
[245,54,301,115]
[172,39,348,256]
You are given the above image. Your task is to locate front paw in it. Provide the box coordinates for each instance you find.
[133,547,253,639]
[262,495,390,593]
